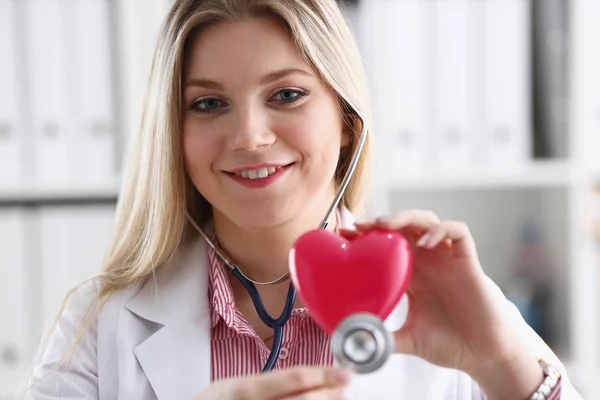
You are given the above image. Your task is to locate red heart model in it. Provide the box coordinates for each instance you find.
[289,228,413,335]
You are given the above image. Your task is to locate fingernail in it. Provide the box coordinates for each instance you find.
[417,232,431,247]
[333,368,351,384]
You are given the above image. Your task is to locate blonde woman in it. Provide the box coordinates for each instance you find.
[23,0,580,399]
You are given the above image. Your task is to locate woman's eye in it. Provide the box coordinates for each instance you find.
[270,89,307,103]
[190,98,226,115]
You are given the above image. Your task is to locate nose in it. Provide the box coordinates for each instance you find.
[227,104,276,151]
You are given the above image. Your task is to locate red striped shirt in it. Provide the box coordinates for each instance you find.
[549,378,562,400]
[208,247,333,380]
[208,210,341,381]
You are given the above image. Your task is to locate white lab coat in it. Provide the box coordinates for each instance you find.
[24,208,582,399]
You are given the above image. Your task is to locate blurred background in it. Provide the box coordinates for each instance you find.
[0,0,599,398]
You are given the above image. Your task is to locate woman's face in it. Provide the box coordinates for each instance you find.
[182,16,348,230]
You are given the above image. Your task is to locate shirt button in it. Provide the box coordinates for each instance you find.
[278,346,289,360]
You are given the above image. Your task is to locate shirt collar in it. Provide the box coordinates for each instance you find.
[207,206,347,329]
[208,243,236,329]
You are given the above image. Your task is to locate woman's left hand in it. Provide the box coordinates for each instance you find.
[341,209,544,397]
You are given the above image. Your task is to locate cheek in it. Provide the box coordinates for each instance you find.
[292,106,343,172]
[182,120,218,182]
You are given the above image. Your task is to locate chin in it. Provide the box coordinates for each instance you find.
[211,183,334,232]
[233,199,323,232]
[238,207,299,230]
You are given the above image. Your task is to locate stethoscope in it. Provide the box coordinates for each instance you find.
[187,112,389,374]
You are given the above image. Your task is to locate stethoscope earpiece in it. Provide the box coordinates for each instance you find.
[331,313,394,374]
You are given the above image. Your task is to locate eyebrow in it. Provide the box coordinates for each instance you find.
[183,68,314,90]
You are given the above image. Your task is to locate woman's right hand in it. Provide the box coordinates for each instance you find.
[193,366,351,400]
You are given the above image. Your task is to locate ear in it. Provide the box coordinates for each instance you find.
[340,113,354,147]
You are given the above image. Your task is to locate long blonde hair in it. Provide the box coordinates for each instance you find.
[23,0,373,394]
[109,0,372,293]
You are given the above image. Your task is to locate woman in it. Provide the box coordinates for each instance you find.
[22,0,581,399]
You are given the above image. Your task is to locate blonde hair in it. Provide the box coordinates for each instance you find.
[22,0,373,395]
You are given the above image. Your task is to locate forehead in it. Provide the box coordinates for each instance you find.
[184,15,310,82]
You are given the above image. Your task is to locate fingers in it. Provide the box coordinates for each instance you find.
[355,210,441,235]
[354,210,477,259]
[242,366,350,400]
[279,386,345,400]
[416,220,477,259]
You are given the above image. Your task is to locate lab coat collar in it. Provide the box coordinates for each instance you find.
[338,203,356,228]
[124,235,210,326]
[124,236,212,400]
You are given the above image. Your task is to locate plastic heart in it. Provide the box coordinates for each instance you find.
[289,228,413,335]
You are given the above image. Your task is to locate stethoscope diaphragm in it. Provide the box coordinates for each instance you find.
[331,312,394,374]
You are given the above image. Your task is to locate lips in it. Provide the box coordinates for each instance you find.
[232,166,280,179]
[224,163,294,179]
[224,163,294,188]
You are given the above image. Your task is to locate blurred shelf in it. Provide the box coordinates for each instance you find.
[0,181,120,206]
[383,161,577,192]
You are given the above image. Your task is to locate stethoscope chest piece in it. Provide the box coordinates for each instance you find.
[331,313,394,374]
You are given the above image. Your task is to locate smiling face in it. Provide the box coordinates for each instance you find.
[182,15,349,231]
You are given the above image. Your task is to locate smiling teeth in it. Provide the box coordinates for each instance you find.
[236,167,279,179]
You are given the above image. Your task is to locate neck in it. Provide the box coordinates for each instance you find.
[212,201,340,283]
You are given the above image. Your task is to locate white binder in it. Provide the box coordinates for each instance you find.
[39,206,115,329]
[0,0,22,189]
[68,0,116,184]
[433,0,477,171]
[361,0,432,180]
[483,0,531,170]
[0,209,28,396]
[24,0,72,187]
[578,0,600,171]
[116,0,172,153]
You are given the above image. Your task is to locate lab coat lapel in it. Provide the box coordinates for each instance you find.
[124,236,212,400]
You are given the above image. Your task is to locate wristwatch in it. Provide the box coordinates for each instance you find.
[529,358,562,400]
